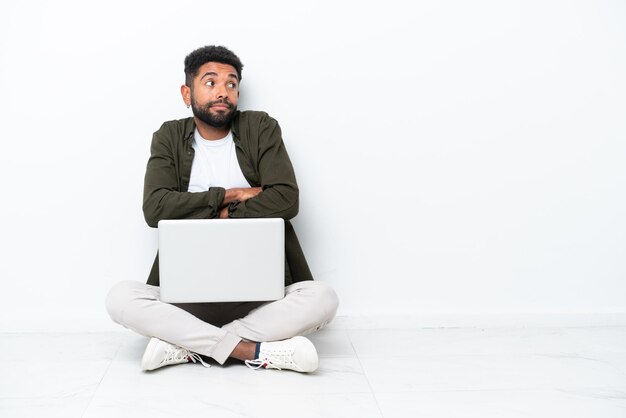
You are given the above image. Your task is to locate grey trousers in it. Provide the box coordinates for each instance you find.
[105,280,339,365]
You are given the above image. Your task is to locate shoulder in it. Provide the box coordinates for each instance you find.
[153,117,194,141]
[233,110,281,140]
[235,110,281,127]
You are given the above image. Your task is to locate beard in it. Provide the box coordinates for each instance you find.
[190,96,237,128]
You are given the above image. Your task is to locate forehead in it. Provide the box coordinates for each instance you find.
[196,62,238,80]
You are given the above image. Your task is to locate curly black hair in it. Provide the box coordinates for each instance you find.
[184,45,244,87]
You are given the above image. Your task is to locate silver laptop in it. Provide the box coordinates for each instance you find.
[157,219,285,303]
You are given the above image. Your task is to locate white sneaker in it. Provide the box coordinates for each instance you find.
[245,336,319,372]
[141,337,210,371]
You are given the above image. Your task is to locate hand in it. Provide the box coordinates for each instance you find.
[219,187,262,218]
[219,206,229,219]
[222,187,262,207]
[237,187,262,202]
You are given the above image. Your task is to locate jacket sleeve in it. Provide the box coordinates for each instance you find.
[142,128,225,228]
[228,116,299,220]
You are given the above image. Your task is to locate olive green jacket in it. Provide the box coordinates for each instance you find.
[143,110,313,286]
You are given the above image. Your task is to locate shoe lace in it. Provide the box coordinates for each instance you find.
[164,346,211,368]
[245,357,282,370]
[188,352,211,368]
[244,348,295,371]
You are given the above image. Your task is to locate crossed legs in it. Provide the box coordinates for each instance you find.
[105,280,339,366]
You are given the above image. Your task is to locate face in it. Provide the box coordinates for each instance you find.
[183,62,240,128]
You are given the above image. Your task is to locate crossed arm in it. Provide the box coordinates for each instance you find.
[218,187,262,219]
[143,116,299,226]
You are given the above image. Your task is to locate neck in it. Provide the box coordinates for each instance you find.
[194,117,230,141]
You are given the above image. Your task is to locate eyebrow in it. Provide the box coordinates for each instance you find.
[200,71,239,81]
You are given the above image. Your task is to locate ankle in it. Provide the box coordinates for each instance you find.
[230,341,257,361]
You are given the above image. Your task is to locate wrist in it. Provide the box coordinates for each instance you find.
[223,188,241,206]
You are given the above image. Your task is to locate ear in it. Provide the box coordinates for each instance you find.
[180,84,191,107]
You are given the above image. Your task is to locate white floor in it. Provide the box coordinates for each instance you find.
[1,325,626,417]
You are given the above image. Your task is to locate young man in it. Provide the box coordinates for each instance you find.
[106,46,338,373]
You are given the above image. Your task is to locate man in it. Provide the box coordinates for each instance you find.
[106,45,338,373]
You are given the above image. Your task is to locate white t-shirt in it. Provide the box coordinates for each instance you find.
[187,129,251,192]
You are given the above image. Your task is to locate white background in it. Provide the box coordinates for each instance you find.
[0,0,625,330]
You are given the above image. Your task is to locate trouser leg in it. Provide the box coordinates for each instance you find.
[105,280,241,364]
[105,280,339,365]
[221,280,339,343]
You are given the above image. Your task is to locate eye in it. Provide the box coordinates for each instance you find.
[205,80,215,87]
[228,82,237,89]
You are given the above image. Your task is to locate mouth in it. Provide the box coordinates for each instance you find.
[210,102,232,111]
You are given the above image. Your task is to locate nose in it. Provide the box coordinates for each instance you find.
[215,83,227,100]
